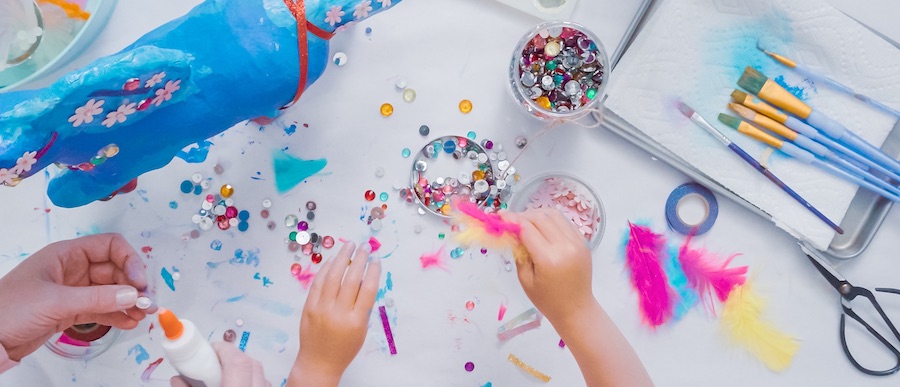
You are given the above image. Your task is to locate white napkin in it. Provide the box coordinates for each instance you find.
[604,0,900,250]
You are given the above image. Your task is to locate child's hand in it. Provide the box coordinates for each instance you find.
[288,242,381,387]
[504,209,595,324]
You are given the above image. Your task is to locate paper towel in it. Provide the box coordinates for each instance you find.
[604,0,900,250]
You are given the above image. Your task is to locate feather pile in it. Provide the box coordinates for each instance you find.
[453,200,529,263]
[623,222,673,327]
[721,283,799,371]
[677,234,748,313]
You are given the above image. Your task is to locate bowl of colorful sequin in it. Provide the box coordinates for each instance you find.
[406,135,517,218]
[509,21,608,121]
[509,173,605,250]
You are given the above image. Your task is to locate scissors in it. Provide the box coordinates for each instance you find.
[801,242,900,375]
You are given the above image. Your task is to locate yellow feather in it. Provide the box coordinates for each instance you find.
[453,213,530,264]
[720,283,799,371]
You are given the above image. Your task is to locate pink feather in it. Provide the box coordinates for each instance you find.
[456,200,521,237]
[624,222,673,327]
[677,234,748,313]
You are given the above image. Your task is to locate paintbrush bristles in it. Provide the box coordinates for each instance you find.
[717,114,742,130]
[738,67,768,95]
[728,103,757,120]
[675,101,695,118]
[731,89,749,103]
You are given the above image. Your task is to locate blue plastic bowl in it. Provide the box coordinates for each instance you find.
[0,0,117,92]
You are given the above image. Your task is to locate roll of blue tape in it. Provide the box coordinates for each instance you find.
[665,182,718,236]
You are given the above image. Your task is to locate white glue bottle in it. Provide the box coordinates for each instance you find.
[158,308,223,387]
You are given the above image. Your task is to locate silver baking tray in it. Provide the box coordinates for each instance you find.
[603,0,900,259]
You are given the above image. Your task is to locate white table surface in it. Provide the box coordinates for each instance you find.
[1,0,900,386]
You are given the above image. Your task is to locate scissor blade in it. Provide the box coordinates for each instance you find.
[800,242,847,291]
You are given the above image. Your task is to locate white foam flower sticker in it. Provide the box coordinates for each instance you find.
[12,151,37,174]
[102,102,137,128]
[68,99,105,127]
[353,0,372,19]
[324,6,344,26]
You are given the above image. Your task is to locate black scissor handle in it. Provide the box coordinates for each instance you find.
[840,287,900,376]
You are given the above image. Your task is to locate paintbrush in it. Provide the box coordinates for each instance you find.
[676,100,843,234]
[757,38,900,118]
[738,67,900,176]
[731,90,900,183]
[718,114,900,202]
[728,103,900,194]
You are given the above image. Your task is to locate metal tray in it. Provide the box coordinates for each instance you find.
[601,0,900,259]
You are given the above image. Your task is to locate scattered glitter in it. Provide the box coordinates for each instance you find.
[380,103,394,117]
[401,148,411,158]
[507,354,551,382]
[465,362,475,372]
[239,331,250,352]
[379,306,398,355]
[402,88,416,103]
[459,99,473,114]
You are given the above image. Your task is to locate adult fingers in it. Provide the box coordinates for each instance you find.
[213,342,254,387]
[170,376,190,387]
[73,311,138,330]
[321,241,355,302]
[55,284,138,318]
[63,234,148,291]
[354,255,381,315]
[338,243,371,307]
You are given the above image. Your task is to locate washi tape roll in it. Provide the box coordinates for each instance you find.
[665,182,718,236]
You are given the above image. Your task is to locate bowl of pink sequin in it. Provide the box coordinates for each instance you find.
[509,21,608,121]
[509,173,605,250]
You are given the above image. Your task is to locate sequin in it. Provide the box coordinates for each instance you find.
[312,253,323,264]
[419,125,430,136]
[365,190,376,201]
[285,214,299,228]
[220,184,234,198]
[322,236,335,248]
[465,362,475,372]
[402,148,411,158]
[380,103,394,117]
[296,232,311,244]
[402,88,416,103]
[262,199,272,208]
[180,181,193,194]
[466,301,475,310]
[288,241,301,252]
[379,192,389,202]
[458,99,473,114]
[332,52,348,66]
[238,222,249,232]
[298,221,309,231]
[467,131,476,140]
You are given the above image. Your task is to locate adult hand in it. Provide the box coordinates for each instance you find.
[0,234,154,361]
[288,242,381,387]
[170,342,271,387]
[504,209,595,324]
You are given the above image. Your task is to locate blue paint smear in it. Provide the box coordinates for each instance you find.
[774,75,814,101]
[210,240,223,251]
[161,268,176,291]
[230,248,260,267]
[284,124,296,136]
[663,246,698,320]
[482,383,492,387]
[137,190,150,203]
[239,331,250,352]
[260,300,293,316]
[176,140,213,163]
[127,344,149,365]
[386,272,393,291]
[226,294,247,302]
[168,201,178,209]
[272,150,327,194]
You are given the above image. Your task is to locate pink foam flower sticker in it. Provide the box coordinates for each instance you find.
[324,5,344,26]
[353,0,372,19]
[68,98,104,127]
[152,80,181,107]
[12,151,37,174]
[0,168,18,185]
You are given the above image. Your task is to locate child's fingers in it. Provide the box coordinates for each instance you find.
[337,243,371,307]
[355,255,382,315]
[305,258,332,307]
[548,209,583,244]
[515,213,550,261]
[530,209,568,243]
[320,241,356,302]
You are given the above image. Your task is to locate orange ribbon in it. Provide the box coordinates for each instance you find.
[280,0,336,110]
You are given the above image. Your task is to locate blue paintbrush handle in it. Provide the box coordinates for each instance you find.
[807,111,900,175]
[727,142,844,234]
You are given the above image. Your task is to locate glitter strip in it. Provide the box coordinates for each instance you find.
[507,353,551,383]
[238,331,250,352]
[497,319,541,342]
[497,307,540,334]
[280,0,336,110]
[379,306,397,355]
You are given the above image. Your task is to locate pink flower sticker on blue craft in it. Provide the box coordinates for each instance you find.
[325,6,344,26]
[68,98,105,127]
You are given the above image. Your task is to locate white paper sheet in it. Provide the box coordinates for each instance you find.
[604,0,900,250]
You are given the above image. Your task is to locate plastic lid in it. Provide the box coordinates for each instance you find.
[158,308,184,340]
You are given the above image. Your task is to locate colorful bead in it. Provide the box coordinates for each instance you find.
[465,301,475,310]
[419,125,430,136]
[380,103,394,117]
[379,192,389,202]
[402,148,411,158]
[458,99,473,114]
[365,190,376,201]
[322,236,335,249]
[312,253,323,264]
[402,88,416,103]
[220,184,234,198]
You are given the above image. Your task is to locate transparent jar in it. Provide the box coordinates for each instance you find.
[43,323,121,360]
[509,172,605,251]
[509,21,609,121]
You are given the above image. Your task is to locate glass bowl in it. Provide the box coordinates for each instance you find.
[43,323,121,360]
[0,0,117,91]
[508,20,609,121]
[509,172,605,251]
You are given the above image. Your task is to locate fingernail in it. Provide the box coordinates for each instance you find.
[117,287,138,309]
[135,296,153,310]
[360,241,371,252]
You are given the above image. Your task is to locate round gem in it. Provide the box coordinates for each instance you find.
[260,209,270,219]
[402,148,411,158]
[285,214,299,228]
[298,221,309,231]
[438,233,445,239]
[375,167,385,178]
[480,248,488,254]
[190,230,201,239]
[371,207,385,219]
[395,79,407,89]
[402,88,416,103]
[180,181,193,193]
[290,263,302,276]
[220,184,234,198]
[312,253,323,264]
[458,99,473,114]
[288,241,301,252]
[466,301,475,310]
[322,236,335,248]
[238,222,249,232]
[544,41,561,57]
[380,103,394,117]
[466,131,476,140]
[296,231,311,244]
[103,145,120,157]
[443,140,456,154]
[238,210,250,221]
[213,164,225,175]
[224,329,237,343]
[521,72,536,87]
[267,221,277,230]
[262,199,272,208]
[191,173,203,183]
[306,201,317,211]
[370,219,383,231]
[289,231,298,241]
[309,233,320,244]
[481,140,494,150]
[225,206,238,218]
[302,243,314,256]
[414,160,427,172]
[586,88,597,100]
[90,155,106,165]
[419,125,430,136]
[306,211,315,221]
[229,218,239,227]
[365,190,376,201]
[465,362,475,372]
[379,192,389,202]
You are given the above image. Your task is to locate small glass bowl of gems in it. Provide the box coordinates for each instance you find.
[509,173,605,250]
[405,135,517,217]
[509,21,609,121]
[43,323,122,360]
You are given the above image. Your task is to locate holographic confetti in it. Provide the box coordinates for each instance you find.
[239,331,250,352]
[507,353,551,383]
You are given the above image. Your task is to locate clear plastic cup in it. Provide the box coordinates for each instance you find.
[509,21,609,121]
[43,323,121,360]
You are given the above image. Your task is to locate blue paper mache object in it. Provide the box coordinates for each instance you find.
[0,0,401,207]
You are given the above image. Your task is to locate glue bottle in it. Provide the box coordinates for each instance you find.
[158,308,222,387]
